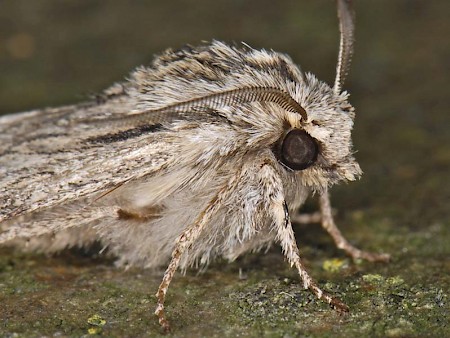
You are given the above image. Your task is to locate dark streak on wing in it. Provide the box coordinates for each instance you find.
[85,123,164,144]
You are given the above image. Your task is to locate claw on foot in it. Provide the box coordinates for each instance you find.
[352,250,391,263]
[330,296,350,313]
[155,305,171,333]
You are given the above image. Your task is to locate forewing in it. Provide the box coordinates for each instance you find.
[0,97,175,224]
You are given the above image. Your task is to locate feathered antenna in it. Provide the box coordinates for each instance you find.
[334,0,355,94]
[89,87,308,126]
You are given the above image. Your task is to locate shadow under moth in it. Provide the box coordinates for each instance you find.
[0,0,389,332]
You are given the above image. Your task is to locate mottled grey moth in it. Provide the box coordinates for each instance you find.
[0,0,389,331]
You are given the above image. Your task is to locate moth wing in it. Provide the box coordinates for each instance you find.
[0,98,177,238]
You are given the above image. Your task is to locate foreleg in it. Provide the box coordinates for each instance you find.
[259,161,348,312]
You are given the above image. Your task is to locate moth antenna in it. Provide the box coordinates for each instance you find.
[105,87,307,126]
[334,0,355,94]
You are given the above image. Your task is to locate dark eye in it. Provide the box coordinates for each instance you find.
[275,129,318,171]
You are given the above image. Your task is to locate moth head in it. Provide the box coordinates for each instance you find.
[273,129,318,171]
[270,0,359,191]
[267,75,361,192]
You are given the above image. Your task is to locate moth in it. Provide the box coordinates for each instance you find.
[0,0,389,332]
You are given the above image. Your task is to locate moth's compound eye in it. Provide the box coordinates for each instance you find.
[277,129,318,171]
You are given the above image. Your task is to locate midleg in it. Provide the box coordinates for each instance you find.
[154,173,240,332]
[319,188,390,262]
[291,211,322,224]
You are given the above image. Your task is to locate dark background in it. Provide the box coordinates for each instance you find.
[0,1,448,337]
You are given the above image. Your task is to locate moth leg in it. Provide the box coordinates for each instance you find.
[319,188,390,262]
[260,162,349,312]
[291,211,322,224]
[154,175,239,332]
[292,208,338,224]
